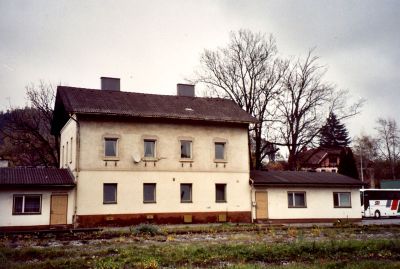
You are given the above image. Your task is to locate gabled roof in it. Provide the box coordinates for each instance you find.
[298,147,342,166]
[52,86,257,134]
[251,170,364,187]
[0,168,75,186]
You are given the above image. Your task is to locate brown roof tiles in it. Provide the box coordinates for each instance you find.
[0,168,75,186]
[52,86,257,134]
[251,170,364,187]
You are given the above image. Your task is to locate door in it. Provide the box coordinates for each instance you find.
[255,191,268,219]
[50,194,68,225]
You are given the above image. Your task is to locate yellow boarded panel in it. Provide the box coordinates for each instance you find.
[50,195,68,225]
[183,215,192,223]
[255,191,268,219]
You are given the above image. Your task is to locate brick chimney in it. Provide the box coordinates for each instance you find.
[101,77,120,91]
[177,84,195,97]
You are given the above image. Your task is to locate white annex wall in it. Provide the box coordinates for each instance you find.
[252,187,362,220]
[0,189,75,227]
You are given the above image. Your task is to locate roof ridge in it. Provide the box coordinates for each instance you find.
[57,86,232,102]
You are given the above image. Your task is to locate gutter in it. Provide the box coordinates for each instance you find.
[68,114,80,228]
[249,178,255,223]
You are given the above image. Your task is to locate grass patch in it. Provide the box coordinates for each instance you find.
[2,239,400,268]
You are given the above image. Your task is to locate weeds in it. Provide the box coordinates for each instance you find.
[130,224,160,236]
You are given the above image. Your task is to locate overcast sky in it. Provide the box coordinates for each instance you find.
[1,0,399,140]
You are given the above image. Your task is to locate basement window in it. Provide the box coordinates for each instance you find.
[13,194,42,214]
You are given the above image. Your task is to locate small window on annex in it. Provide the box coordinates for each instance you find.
[103,183,117,204]
[215,184,227,203]
[104,138,118,157]
[13,195,42,214]
[143,183,156,203]
[288,192,306,208]
[180,183,192,203]
[215,142,226,160]
[144,140,156,158]
[180,140,192,159]
[333,192,351,208]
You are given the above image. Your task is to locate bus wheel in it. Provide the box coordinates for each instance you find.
[374,210,381,219]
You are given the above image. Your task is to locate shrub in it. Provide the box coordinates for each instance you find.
[130,224,160,236]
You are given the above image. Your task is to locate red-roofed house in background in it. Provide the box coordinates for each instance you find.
[0,168,75,231]
[298,147,343,173]
[51,78,257,227]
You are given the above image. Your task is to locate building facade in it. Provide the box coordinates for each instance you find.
[52,79,256,227]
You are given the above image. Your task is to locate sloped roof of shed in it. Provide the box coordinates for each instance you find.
[0,168,75,186]
[251,170,364,187]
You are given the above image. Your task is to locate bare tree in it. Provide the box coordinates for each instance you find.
[375,118,400,179]
[0,81,58,167]
[195,29,288,169]
[274,51,333,169]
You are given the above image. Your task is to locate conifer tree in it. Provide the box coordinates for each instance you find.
[338,148,359,179]
[319,112,350,148]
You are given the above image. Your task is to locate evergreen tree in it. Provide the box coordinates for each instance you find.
[338,148,359,179]
[319,112,350,148]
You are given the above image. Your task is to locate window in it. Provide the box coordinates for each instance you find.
[333,192,351,208]
[103,183,117,204]
[144,140,156,158]
[66,141,69,166]
[180,140,192,159]
[215,142,226,160]
[61,146,64,168]
[143,183,156,203]
[70,137,73,163]
[180,183,192,203]
[104,138,118,157]
[13,195,41,214]
[288,192,306,208]
[215,184,227,202]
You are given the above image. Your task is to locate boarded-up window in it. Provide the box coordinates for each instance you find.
[103,183,117,204]
[143,183,156,203]
[180,183,192,202]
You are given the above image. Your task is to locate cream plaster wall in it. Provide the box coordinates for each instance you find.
[0,189,75,227]
[252,187,361,220]
[60,117,251,216]
[60,117,77,171]
[76,171,251,215]
[78,119,249,172]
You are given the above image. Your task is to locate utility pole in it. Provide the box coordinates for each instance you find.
[360,145,364,189]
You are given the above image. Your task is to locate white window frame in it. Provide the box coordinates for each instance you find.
[333,192,352,208]
[288,191,307,208]
[12,194,42,215]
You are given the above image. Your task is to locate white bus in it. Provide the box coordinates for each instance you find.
[361,189,400,218]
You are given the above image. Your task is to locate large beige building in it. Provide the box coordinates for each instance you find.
[52,78,256,227]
